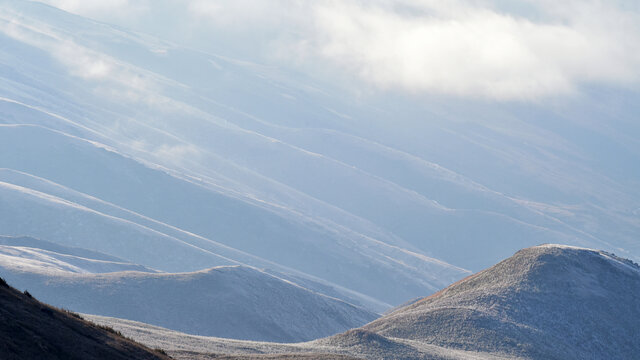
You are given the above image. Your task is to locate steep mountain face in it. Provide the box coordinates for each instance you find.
[81,245,640,360]
[350,245,640,359]
[0,238,377,342]
[0,277,169,360]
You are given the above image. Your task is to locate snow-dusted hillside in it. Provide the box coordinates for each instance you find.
[0,243,156,275]
[0,240,377,342]
[0,0,639,317]
[89,245,640,359]
[349,244,640,359]
[0,124,468,309]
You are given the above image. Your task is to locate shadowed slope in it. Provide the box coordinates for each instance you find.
[0,277,170,360]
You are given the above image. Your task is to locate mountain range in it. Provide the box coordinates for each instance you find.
[1,1,638,308]
[0,236,377,342]
[0,0,639,358]
[86,245,640,359]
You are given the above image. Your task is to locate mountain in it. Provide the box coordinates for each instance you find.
[1,1,638,357]
[0,0,479,309]
[0,236,158,274]
[0,238,377,342]
[326,244,640,359]
[0,235,154,265]
[1,0,639,320]
[0,276,170,360]
[1,0,638,286]
[86,245,640,359]
[0,124,467,310]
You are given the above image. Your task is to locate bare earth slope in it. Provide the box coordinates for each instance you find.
[0,277,169,360]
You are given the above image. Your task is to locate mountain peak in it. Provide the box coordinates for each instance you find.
[356,244,640,359]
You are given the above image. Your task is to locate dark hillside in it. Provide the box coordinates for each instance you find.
[0,277,171,360]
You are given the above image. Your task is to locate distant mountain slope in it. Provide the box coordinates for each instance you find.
[1,0,637,284]
[0,171,231,273]
[0,248,378,342]
[0,277,169,360]
[0,236,158,274]
[90,245,640,360]
[0,235,132,262]
[1,0,639,320]
[0,124,469,308]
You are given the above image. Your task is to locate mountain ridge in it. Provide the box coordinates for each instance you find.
[354,244,640,359]
[0,241,378,342]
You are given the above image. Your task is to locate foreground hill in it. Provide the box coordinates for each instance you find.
[0,240,377,342]
[0,277,169,360]
[87,245,640,359]
[346,244,640,359]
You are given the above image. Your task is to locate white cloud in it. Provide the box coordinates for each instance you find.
[300,0,640,100]
[54,41,113,79]
[187,1,223,20]
[153,143,202,165]
[0,14,111,80]
[0,8,166,106]
[39,0,148,19]
[31,0,640,100]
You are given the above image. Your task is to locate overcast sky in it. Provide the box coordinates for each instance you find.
[38,0,640,101]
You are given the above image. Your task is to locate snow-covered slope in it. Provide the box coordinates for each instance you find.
[0,236,379,341]
[0,0,638,316]
[1,261,378,342]
[84,314,495,360]
[345,244,640,359]
[0,235,158,274]
[0,174,235,273]
[0,124,469,308]
[89,245,640,359]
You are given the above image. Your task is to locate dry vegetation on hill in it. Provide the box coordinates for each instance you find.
[0,277,171,360]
